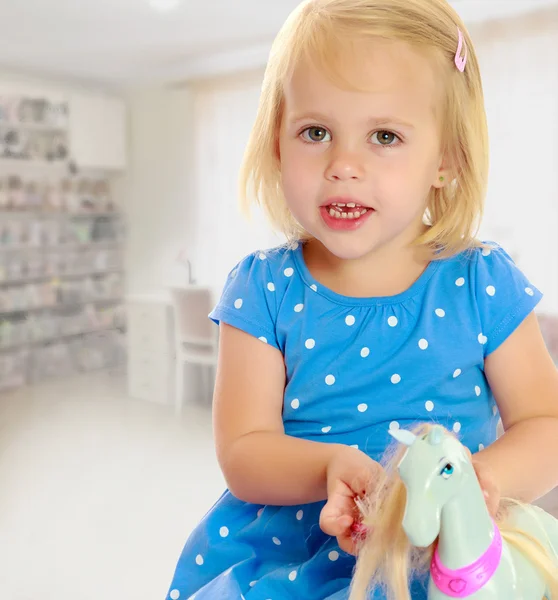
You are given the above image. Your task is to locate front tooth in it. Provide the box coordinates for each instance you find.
[354,211,361,218]
[341,213,347,219]
[329,208,336,216]
[347,203,356,208]
[337,203,346,207]
[335,211,342,218]
[331,202,338,206]
[348,212,354,218]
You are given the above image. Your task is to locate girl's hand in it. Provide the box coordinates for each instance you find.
[319,446,383,555]
[467,449,501,517]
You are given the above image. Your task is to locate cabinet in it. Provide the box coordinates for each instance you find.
[69,92,127,172]
[127,296,175,405]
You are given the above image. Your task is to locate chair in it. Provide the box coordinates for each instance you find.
[170,286,218,413]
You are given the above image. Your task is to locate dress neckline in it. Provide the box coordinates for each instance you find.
[291,242,441,307]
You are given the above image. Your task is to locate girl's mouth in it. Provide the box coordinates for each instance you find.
[320,202,375,231]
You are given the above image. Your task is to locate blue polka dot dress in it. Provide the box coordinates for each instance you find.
[165,242,542,600]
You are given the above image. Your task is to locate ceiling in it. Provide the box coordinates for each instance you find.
[0,0,556,89]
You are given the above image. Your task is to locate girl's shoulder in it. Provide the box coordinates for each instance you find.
[227,243,296,278]
[439,241,533,291]
[436,241,542,356]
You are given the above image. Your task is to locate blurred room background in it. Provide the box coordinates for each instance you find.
[0,1,556,598]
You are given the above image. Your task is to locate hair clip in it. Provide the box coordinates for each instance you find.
[455,27,467,73]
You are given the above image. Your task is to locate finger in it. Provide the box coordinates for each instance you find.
[320,509,353,537]
[337,531,359,556]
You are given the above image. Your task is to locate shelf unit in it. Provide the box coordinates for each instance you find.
[0,208,126,389]
[0,91,129,391]
[0,92,127,391]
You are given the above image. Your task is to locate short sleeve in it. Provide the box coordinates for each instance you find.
[474,244,543,356]
[209,252,279,349]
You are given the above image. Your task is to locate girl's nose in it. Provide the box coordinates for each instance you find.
[325,151,365,181]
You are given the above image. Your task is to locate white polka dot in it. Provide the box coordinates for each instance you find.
[391,374,401,384]
[360,347,370,358]
[219,526,229,538]
[418,339,429,350]
[493,405,498,416]
[486,285,496,297]
[425,400,435,412]
[478,333,488,345]
[453,369,462,378]
[234,299,243,309]
[267,282,276,292]
[456,277,465,287]
[259,252,267,260]
[310,284,318,292]
[294,303,304,312]
[453,422,461,433]
[170,590,180,600]
[479,443,485,451]
[272,537,281,545]
[284,267,294,277]
[358,403,368,413]
[296,510,303,520]
[257,508,264,518]
[475,386,481,397]
[325,374,335,386]
[389,421,400,431]
[329,551,340,561]
[305,339,315,349]
[322,426,332,433]
[525,287,534,296]
[435,308,446,318]
[482,248,492,257]
[388,316,398,327]
[288,570,297,581]
[350,444,359,449]
[259,337,268,343]
[230,268,238,279]
[291,399,300,409]
[195,554,204,565]
[345,315,356,326]
[249,581,257,587]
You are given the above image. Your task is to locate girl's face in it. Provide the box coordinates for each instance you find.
[279,39,447,261]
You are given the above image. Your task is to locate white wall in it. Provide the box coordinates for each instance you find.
[113,87,198,296]
[476,9,558,313]
[122,8,558,313]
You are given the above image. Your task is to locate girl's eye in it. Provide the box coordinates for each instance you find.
[301,127,331,143]
[371,130,400,146]
[440,463,455,479]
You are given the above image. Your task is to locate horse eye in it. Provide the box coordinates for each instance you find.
[440,463,454,478]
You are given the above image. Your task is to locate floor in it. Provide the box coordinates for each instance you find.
[0,370,225,600]
[0,371,557,600]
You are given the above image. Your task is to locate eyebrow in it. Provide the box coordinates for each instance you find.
[289,112,415,129]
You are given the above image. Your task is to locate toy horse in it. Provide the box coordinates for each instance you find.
[350,425,558,599]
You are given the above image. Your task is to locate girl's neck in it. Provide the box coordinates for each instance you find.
[303,231,431,299]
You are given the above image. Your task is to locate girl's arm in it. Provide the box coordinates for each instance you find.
[213,323,346,506]
[476,312,558,503]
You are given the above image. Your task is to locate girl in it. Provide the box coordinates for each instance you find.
[166,0,558,598]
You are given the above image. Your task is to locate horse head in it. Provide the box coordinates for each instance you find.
[389,425,472,548]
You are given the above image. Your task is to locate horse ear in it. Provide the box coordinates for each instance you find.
[389,428,417,447]
[427,426,444,446]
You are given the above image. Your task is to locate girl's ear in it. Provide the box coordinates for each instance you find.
[433,171,449,189]
[433,148,456,189]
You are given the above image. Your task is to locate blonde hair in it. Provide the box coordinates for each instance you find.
[239,0,490,258]
[349,424,558,600]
